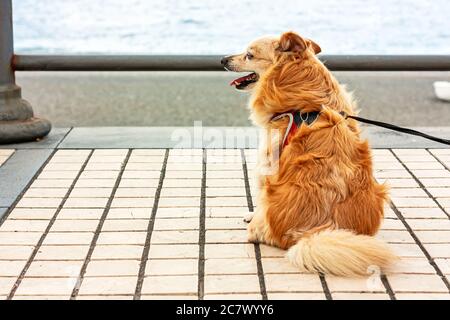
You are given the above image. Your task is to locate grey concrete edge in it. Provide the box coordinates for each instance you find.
[0,149,54,222]
[0,127,71,149]
[57,126,450,149]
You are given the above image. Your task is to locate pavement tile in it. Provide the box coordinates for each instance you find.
[332,293,390,300]
[42,232,94,245]
[204,293,262,300]
[160,188,200,197]
[24,188,69,198]
[114,188,156,198]
[69,188,113,198]
[50,219,99,232]
[420,178,450,188]
[111,197,155,208]
[435,259,450,274]
[102,219,148,232]
[395,293,450,300]
[388,188,428,198]
[389,243,426,258]
[205,258,257,275]
[77,295,134,300]
[265,274,323,292]
[0,277,16,295]
[388,274,448,292]
[0,246,34,260]
[85,260,140,277]
[158,197,201,208]
[204,275,260,294]
[106,208,152,219]
[150,230,199,244]
[91,245,144,260]
[78,277,138,295]
[15,278,77,296]
[205,218,247,230]
[414,231,450,243]
[6,208,56,220]
[205,207,250,218]
[64,197,109,208]
[427,188,450,198]
[16,198,63,208]
[262,258,303,274]
[148,244,199,259]
[424,244,450,258]
[206,230,248,243]
[141,275,198,295]
[96,232,147,245]
[326,276,386,293]
[30,179,73,188]
[205,244,256,259]
[35,245,90,261]
[26,261,83,277]
[57,208,104,220]
[388,257,436,274]
[145,259,198,276]
[399,207,448,219]
[406,219,450,230]
[0,260,27,277]
[153,218,199,231]
[206,197,249,207]
[391,197,437,208]
[0,232,42,245]
[0,220,50,232]
[376,230,416,243]
[155,207,199,218]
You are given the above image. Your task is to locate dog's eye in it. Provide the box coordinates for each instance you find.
[246,52,254,60]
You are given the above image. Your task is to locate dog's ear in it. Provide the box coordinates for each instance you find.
[279,32,322,55]
[279,32,308,52]
[309,39,322,55]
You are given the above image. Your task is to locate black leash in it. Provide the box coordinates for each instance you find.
[340,112,450,146]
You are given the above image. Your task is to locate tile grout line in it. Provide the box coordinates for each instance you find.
[388,149,450,293]
[427,149,450,172]
[0,151,14,169]
[133,149,169,300]
[390,149,450,219]
[70,149,132,300]
[373,164,397,300]
[55,127,74,149]
[197,149,206,300]
[6,149,93,300]
[241,149,268,300]
[318,274,333,300]
[0,149,58,227]
[380,274,396,300]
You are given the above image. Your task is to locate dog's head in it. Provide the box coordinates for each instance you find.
[222,31,321,91]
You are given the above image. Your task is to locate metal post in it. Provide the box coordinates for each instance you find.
[0,0,50,144]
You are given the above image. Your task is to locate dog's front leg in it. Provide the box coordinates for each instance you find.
[247,208,265,243]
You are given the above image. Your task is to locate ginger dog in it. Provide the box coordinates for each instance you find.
[222,31,397,276]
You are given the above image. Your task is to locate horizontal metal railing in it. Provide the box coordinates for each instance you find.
[13,54,450,72]
[2,0,450,144]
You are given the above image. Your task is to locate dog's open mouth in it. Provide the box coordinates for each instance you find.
[230,72,259,90]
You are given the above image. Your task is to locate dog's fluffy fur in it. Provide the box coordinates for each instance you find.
[224,31,397,276]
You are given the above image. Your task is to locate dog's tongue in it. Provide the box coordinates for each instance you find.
[230,74,253,86]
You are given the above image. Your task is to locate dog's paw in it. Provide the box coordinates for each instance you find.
[247,223,260,243]
[243,213,254,223]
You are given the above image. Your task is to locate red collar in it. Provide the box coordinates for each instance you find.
[271,110,321,148]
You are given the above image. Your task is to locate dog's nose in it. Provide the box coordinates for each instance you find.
[221,57,229,66]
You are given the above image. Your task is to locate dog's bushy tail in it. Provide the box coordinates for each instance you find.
[286,229,397,276]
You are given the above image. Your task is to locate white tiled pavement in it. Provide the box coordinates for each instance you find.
[0,148,449,300]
